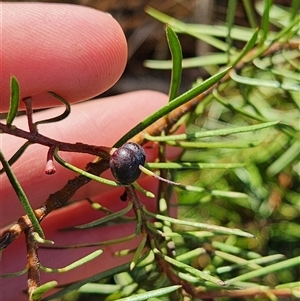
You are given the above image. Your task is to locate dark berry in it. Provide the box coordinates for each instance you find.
[109,142,146,184]
[122,142,146,165]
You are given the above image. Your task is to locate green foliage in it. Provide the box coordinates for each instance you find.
[52,2,298,300]
[115,66,230,146]
[1,1,299,300]
[0,149,45,239]
[166,24,182,101]
[6,76,20,126]
[76,2,298,300]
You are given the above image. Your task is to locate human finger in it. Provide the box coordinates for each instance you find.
[0,90,171,228]
[0,2,127,112]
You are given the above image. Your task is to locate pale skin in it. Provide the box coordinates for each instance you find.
[0,3,172,300]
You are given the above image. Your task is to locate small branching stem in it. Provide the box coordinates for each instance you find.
[0,122,111,159]
[126,185,149,235]
[22,97,36,133]
[25,226,41,301]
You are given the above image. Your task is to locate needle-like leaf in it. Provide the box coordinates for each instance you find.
[6,76,20,126]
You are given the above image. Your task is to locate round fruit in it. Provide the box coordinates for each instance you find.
[109,142,146,184]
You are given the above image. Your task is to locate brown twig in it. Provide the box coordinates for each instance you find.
[22,97,36,134]
[25,226,40,301]
[0,123,111,159]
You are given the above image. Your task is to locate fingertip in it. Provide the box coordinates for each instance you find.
[1,3,127,111]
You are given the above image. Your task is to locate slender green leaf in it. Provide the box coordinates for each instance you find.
[114,271,134,286]
[31,281,58,300]
[135,208,143,236]
[270,14,300,44]
[33,232,54,245]
[54,148,119,187]
[78,283,122,294]
[281,49,300,72]
[166,24,182,101]
[189,24,264,41]
[35,91,71,126]
[40,250,103,273]
[181,185,248,199]
[271,67,300,81]
[226,256,300,285]
[145,120,279,141]
[1,267,28,278]
[267,140,300,176]
[213,89,268,122]
[230,69,300,91]
[139,165,181,186]
[117,285,181,301]
[190,33,229,52]
[132,182,155,198]
[146,162,245,169]
[256,1,297,28]
[226,0,237,61]
[130,234,147,270]
[146,7,228,51]
[145,53,227,69]
[175,247,206,262]
[43,234,136,250]
[209,190,248,199]
[166,140,260,149]
[259,0,272,45]
[0,149,44,238]
[252,14,300,59]
[212,241,261,259]
[232,28,259,66]
[146,7,270,43]
[291,0,300,20]
[74,203,133,229]
[6,76,20,126]
[119,283,139,298]
[144,208,255,238]
[43,262,139,300]
[215,250,262,270]
[276,281,300,289]
[242,0,258,28]
[154,248,226,286]
[0,141,32,175]
[217,254,285,274]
